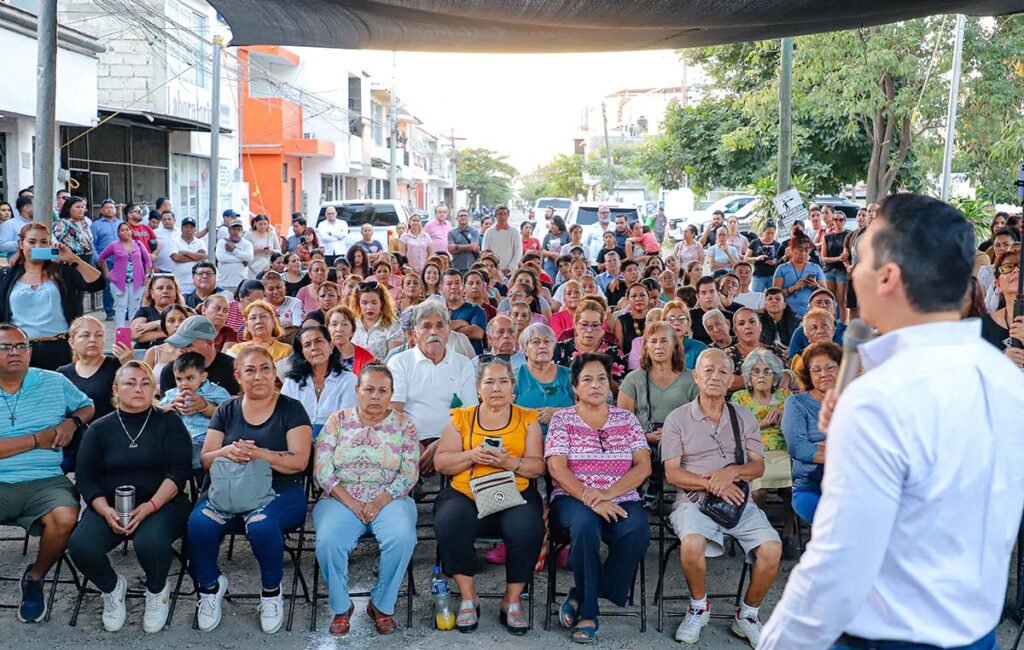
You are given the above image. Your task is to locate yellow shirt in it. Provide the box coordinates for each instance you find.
[229,339,293,364]
[449,405,537,500]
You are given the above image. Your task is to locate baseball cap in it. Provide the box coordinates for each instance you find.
[166,316,217,348]
[181,217,197,227]
[222,209,239,218]
[229,221,244,229]
[809,288,837,304]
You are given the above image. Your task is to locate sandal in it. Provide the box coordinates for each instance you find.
[572,618,600,644]
[499,601,528,636]
[456,599,480,633]
[367,600,397,635]
[328,603,356,636]
[559,588,579,628]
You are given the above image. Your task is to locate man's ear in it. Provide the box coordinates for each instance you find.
[875,261,905,302]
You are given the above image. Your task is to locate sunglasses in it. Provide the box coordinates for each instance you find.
[357,281,379,291]
[997,263,1020,275]
[478,353,511,363]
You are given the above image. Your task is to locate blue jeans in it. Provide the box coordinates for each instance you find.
[792,489,821,525]
[550,497,650,621]
[312,496,417,615]
[94,254,114,317]
[832,628,996,649]
[188,485,307,590]
[752,275,774,292]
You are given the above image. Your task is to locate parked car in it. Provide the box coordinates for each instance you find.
[316,200,413,251]
[669,194,755,240]
[564,202,640,246]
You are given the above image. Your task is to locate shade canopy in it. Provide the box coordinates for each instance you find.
[208,0,1021,52]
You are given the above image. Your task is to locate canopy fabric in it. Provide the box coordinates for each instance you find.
[208,0,1022,52]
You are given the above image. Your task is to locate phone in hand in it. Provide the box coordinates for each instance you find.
[483,436,503,451]
[115,327,133,349]
[30,247,61,261]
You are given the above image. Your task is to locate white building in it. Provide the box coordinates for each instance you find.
[0,2,102,202]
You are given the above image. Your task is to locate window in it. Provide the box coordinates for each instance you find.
[282,163,288,183]
[171,154,210,228]
[371,102,384,146]
[166,1,209,89]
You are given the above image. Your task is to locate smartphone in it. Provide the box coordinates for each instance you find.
[29,247,61,261]
[483,436,503,451]
[115,327,133,349]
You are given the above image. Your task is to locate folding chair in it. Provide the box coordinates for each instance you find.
[0,552,78,623]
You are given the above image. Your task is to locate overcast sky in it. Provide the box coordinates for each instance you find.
[354,49,685,174]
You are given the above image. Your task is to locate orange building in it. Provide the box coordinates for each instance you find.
[238,46,333,235]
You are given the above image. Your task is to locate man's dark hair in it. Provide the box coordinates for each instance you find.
[621,259,638,271]
[696,275,717,290]
[148,209,161,222]
[993,227,1020,243]
[56,189,69,199]
[555,255,572,267]
[291,216,306,226]
[569,352,613,388]
[15,195,32,213]
[872,194,974,313]
[155,197,170,210]
[173,351,207,376]
[235,279,265,301]
[192,261,216,276]
[441,268,464,281]
[291,212,304,221]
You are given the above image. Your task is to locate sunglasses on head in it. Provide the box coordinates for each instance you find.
[478,353,511,364]
[357,280,379,291]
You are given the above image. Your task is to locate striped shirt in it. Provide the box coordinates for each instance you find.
[0,369,92,483]
[544,406,648,503]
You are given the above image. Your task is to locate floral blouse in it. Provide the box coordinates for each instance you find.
[730,388,792,452]
[53,218,94,258]
[314,407,420,502]
[353,318,403,360]
[553,338,626,384]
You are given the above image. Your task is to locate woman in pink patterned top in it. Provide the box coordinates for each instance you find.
[544,352,651,644]
[312,364,419,637]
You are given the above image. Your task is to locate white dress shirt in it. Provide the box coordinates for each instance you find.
[215,238,254,291]
[761,319,1024,649]
[153,226,179,271]
[170,236,207,293]
[317,219,349,256]
[387,346,478,441]
[281,369,357,426]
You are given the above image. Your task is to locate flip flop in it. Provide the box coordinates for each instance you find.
[572,618,600,644]
[559,587,579,628]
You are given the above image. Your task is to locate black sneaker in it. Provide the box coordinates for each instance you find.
[18,567,47,623]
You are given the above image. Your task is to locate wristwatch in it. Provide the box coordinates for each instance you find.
[69,414,85,430]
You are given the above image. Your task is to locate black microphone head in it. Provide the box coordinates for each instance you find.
[843,318,874,352]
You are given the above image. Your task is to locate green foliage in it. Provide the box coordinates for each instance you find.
[456,148,518,206]
[746,174,814,231]
[949,195,997,242]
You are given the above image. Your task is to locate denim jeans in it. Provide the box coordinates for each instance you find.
[312,496,417,615]
[832,628,996,650]
[792,489,821,525]
[752,275,774,292]
[188,485,307,590]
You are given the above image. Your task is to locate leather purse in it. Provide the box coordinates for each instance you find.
[466,407,526,519]
[698,404,750,529]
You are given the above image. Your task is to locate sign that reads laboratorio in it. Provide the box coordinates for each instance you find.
[772,189,808,232]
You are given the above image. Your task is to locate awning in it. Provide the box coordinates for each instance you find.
[207,0,1022,53]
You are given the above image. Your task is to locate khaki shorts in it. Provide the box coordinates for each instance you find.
[0,476,79,536]
[669,499,780,560]
[751,450,793,491]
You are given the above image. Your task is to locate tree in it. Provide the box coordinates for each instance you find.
[456,148,518,207]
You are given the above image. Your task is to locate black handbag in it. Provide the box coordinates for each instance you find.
[697,404,750,529]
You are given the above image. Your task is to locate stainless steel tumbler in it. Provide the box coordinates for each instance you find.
[114,485,135,527]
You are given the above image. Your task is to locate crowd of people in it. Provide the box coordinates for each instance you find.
[0,187,1022,646]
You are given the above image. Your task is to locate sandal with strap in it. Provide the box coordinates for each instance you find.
[559,587,579,628]
[499,601,528,636]
[328,603,356,636]
[572,618,600,644]
[456,599,480,633]
[367,600,397,635]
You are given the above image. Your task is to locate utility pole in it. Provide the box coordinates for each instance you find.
[450,127,457,211]
[388,51,398,202]
[207,35,222,257]
[601,100,614,201]
[777,37,793,194]
[35,0,58,224]
[940,14,966,202]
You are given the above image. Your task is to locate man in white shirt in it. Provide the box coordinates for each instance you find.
[317,206,348,264]
[152,211,180,272]
[583,205,614,260]
[731,261,764,311]
[481,205,522,275]
[169,217,207,293]
[761,194,1024,650]
[215,222,254,291]
[387,301,477,475]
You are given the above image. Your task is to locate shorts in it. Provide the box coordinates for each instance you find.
[0,475,80,535]
[846,274,859,308]
[751,450,793,491]
[824,268,848,285]
[669,499,780,560]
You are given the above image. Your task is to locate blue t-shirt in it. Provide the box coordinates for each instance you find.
[683,337,708,370]
[358,240,385,256]
[513,364,574,437]
[450,302,488,355]
[773,262,825,318]
[159,380,232,439]
[0,369,93,483]
[782,392,825,494]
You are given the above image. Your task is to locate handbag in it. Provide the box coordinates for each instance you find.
[697,404,750,529]
[466,407,526,519]
[207,457,276,514]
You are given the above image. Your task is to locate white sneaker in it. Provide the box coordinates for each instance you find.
[258,588,284,634]
[731,610,763,648]
[196,575,228,632]
[143,582,171,633]
[101,574,128,632]
[674,604,710,644]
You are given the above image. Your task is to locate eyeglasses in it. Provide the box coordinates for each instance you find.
[193,270,215,277]
[0,343,31,353]
[808,362,839,375]
[357,281,379,291]
[749,368,775,377]
[478,353,511,363]
[577,321,603,331]
[997,263,1020,275]
[666,315,690,323]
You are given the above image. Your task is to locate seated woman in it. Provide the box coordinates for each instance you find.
[282,325,357,439]
[350,280,403,360]
[68,361,193,633]
[326,306,375,374]
[433,358,546,636]
[553,298,626,391]
[143,304,191,379]
[789,308,837,376]
[313,364,419,636]
[130,274,186,350]
[782,340,841,524]
[189,346,313,634]
[546,353,652,644]
[514,323,575,437]
[197,294,238,351]
[228,300,293,370]
[549,280,582,339]
[302,280,342,327]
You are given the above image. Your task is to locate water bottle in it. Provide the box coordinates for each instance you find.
[114,485,135,527]
[430,565,455,630]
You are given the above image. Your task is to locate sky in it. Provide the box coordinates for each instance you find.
[354,49,686,174]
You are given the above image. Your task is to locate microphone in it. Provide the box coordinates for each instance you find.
[834,319,875,396]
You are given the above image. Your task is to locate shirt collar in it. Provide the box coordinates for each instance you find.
[412,345,449,366]
[495,223,510,230]
[860,319,978,372]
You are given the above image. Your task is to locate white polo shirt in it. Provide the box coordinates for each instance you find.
[387,345,478,442]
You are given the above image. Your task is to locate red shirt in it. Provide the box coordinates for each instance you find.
[129,222,158,253]
[522,237,540,252]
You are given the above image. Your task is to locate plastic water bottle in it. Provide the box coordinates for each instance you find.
[431,566,455,630]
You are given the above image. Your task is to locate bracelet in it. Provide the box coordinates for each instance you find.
[31,433,38,449]
[514,457,523,474]
[149,499,159,512]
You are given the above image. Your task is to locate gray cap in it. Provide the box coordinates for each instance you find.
[399,309,416,332]
[165,316,217,348]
